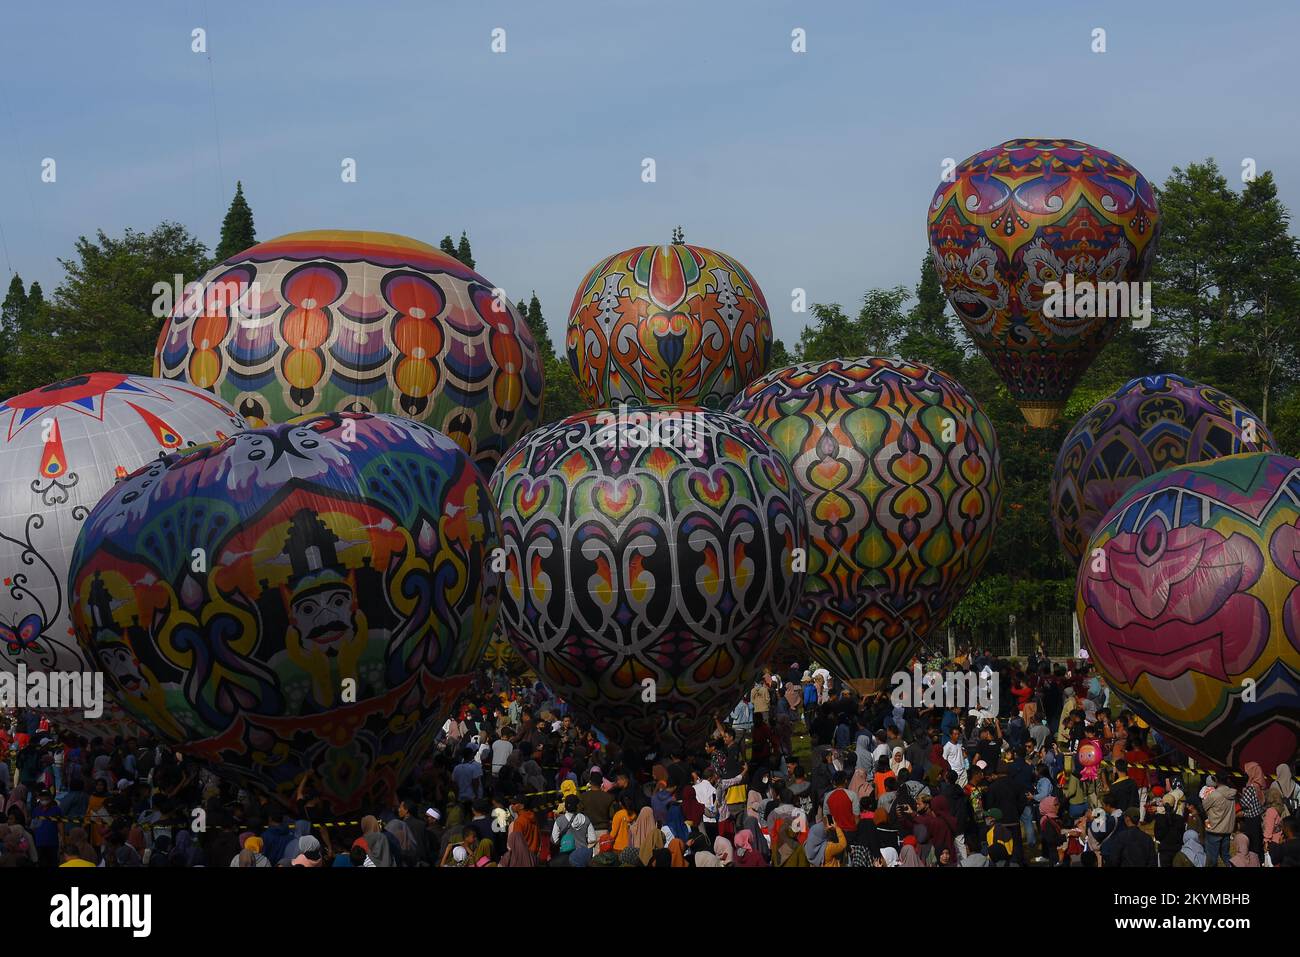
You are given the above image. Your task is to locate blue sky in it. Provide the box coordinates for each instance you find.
[1,0,1296,349]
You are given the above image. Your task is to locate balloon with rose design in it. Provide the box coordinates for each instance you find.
[153,229,544,472]
[1077,453,1300,771]
[489,406,806,749]
[566,243,772,410]
[1051,373,1276,563]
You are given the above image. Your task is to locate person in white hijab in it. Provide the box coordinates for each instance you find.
[878,846,900,867]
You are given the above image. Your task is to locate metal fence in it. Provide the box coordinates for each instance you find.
[944,610,1077,662]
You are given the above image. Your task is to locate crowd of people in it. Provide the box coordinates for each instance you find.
[3,646,1299,869]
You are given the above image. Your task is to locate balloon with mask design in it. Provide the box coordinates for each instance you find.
[0,372,246,742]
[566,243,772,410]
[928,139,1160,427]
[153,229,544,472]
[68,412,500,812]
[489,406,805,749]
[1077,453,1300,772]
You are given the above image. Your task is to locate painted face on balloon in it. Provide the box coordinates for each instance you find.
[290,583,356,653]
[939,241,1007,334]
[98,645,149,697]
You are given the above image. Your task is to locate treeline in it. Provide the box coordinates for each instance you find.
[1,160,1295,632]
[793,160,1300,633]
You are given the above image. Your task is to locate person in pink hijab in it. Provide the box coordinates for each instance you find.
[1230,832,1260,868]
[713,835,735,866]
[734,829,768,867]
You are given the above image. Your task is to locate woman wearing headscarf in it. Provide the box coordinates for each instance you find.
[769,819,805,867]
[1268,763,1298,818]
[359,816,394,867]
[1239,761,1267,856]
[1173,829,1206,867]
[918,795,958,862]
[1229,832,1260,868]
[878,846,900,867]
[2,784,28,825]
[889,747,910,777]
[666,837,687,867]
[474,837,494,866]
[500,829,537,867]
[231,835,270,867]
[1263,789,1287,864]
[628,806,662,866]
[386,818,418,866]
[734,829,767,867]
[899,838,926,867]
[713,835,735,866]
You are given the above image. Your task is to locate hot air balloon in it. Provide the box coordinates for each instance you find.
[928,139,1160,427]
[0,373,246,741]
[1052,374,1275,562]
[489,406,805,749]
[566,243,771,410]
[729,357,1002,687]
[153,229,544,472]
[68,412,500,812]
[1077,453,1300,772]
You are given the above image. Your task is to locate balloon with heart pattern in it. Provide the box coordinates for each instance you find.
[729,357,1003,684]
[489,406,806,749]
[0,373,247,741]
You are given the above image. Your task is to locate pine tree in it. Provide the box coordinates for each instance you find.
[456,232,475,269]
[440,235,457,259]
[525,292,554,359]
[0,274,26,395]
[215,181,257,262]
[2,274,27,332]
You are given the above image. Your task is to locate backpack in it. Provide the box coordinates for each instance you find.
[553,813,577,854]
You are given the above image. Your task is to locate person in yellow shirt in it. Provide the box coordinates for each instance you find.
[609,795,634,851]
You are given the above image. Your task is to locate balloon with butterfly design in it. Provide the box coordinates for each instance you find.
[0,373,247,741]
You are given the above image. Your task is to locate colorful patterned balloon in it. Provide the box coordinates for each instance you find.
[68,412,500,812]
[729,358,1003,682]
[1052,374,1275,562]
[1077,453,1300,771]
[928,139,1160,427]
[0,373,246,741]
[489,407,805,749]
[153,229,544,472]
[566,244,771,409]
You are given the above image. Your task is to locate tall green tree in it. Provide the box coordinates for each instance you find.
[2,223,209,394]
[455,232,475,269]
[0,274,27,395]
[440,235,457,259]
[214,180,257,263]
[899,250,964,375]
